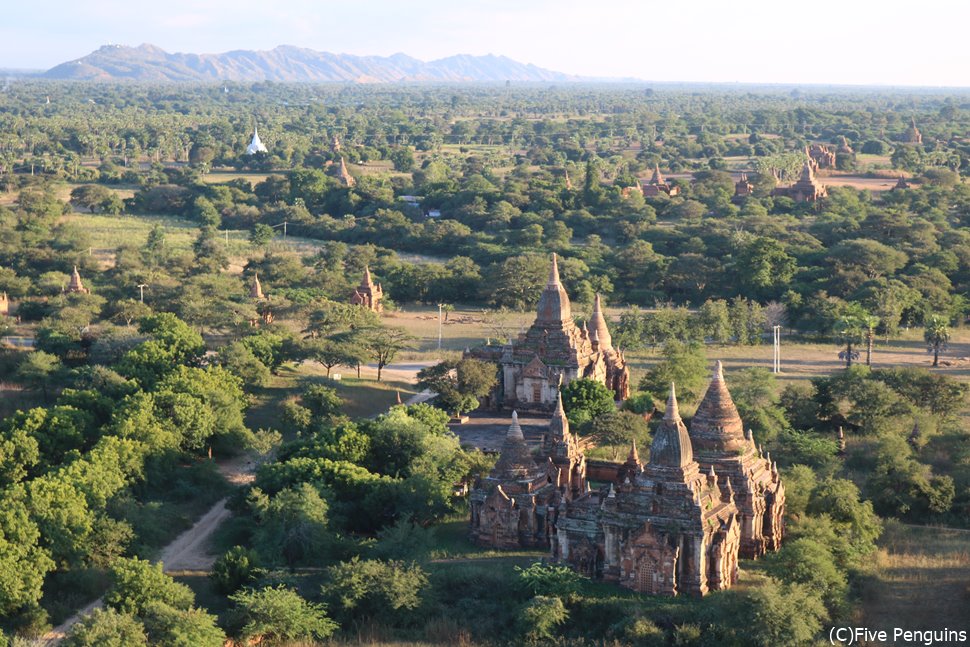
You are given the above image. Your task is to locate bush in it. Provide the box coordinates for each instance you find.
[517,595,568,644]
[212,546,264,594]
[63,608,147,647]
[229,585,337,645]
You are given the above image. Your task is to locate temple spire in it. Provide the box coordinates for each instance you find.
[548,253,561,287]
[649,382,694,469]
[508,410,524,440]
[549,391,570,438]
[535,253,572,326]
[627,439,640,464]
[589,293,613,351]
[664,382,680,421]
[250,272,264,299]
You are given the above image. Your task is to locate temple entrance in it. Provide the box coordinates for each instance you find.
[636,560,658,594]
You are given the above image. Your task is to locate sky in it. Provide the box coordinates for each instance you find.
[2,0,969,86]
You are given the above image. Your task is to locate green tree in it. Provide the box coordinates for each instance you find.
[249,222,275,248]
[416,358,498,417]
[923,315,950,367]
[212,546,264,595]
[324,557,429,624]
[833,304,871,368]
[104,558,194,616]
[229,586,337,645]
[640,341,708,404]
[63,608,147,647]
[359,326,414,382]
[141,602,226,647]
[518,595,569,644]
[16,351,64,403]
[560,378,616,428]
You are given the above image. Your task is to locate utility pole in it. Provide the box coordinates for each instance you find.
[137,283,147,303]
[772,325,781,374]
[437,303,444,351]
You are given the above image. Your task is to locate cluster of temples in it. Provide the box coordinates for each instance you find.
[469,362,785,597]
[465,254,629,412]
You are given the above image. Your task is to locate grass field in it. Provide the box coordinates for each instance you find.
[861,521,970,631]
[61,210,330,269]
[245,361,419,434]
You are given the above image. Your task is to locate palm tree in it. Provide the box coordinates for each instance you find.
[834,306,869,368]
[924,315,951,368]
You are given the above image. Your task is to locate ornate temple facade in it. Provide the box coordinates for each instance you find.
[469,407,582,549]
[466,255,629,412]
[640,164,680,197]
[470,364,786,597]
[555,384,741,596]
[350,267,383,313]
[772,160,827,202]
[688,362,785,558]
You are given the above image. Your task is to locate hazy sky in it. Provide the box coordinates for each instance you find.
[2,0,968,86]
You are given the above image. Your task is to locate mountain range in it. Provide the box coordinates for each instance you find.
[42,44,583,83]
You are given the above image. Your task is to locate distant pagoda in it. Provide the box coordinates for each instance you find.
[246,125,268,155]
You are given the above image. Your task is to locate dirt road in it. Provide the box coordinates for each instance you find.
[36,361,429,645]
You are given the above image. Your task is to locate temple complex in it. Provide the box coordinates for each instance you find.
[555,384,741,596]
[466,254,629,412]
[772,159,827,202]
[246,125,268,155]
[470,364,785,595]
[688,362,785,557]
[350,267,383,313]
[66,266,90,294]
[640,164,680,197]
[891,175,911,191]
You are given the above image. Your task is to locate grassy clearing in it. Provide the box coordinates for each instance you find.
[860,520,970,630]
[245,361,419,434]
[61,210,329,268]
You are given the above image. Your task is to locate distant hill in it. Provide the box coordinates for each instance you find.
[43,44,584,83]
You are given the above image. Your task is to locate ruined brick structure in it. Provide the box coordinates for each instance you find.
[555,384,741,596]
[66,266,90,294]
[732,173,754,202]
[0,292,8,317]
[640,164,680,197]
[772,159,827,202]
[250,273,274,325]
[466,254,629,412]
[350,267,383,313]
[904,117,923,145]
[807,143,836,169]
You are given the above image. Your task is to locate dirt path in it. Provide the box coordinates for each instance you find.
[36,362,430,645]
[36,461,256,646]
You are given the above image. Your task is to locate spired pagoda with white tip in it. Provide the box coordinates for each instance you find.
[245,125,268,155]
[465,253,629,412]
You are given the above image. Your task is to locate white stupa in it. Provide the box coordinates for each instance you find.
[246,125,268,155]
